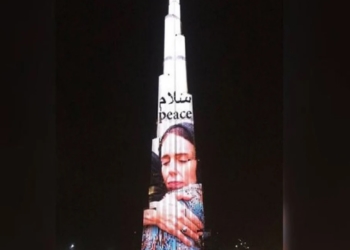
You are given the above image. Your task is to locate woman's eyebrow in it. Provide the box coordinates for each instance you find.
[175,153,189,157]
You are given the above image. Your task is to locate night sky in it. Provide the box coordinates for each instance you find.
[57,0,282,249]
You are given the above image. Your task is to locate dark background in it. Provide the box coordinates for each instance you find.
[57,0,282,249]
[6,0,350,250]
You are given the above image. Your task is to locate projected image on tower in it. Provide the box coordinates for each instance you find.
[142,123,204,249]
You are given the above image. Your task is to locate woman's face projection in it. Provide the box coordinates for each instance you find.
[160,133,197,190]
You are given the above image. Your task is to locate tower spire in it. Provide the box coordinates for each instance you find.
[162,0,187,94]
[157,0,189,138]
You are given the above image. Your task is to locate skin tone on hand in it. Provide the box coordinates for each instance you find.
[143,133,203,246]
[144,192,203,246]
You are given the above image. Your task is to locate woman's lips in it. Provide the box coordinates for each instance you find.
[167,181,184,189]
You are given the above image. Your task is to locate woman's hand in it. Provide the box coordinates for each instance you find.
[153,192,203,246]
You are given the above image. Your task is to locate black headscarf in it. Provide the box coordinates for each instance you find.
[149,151,166,201]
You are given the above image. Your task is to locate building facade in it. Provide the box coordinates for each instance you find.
[141,0,206,249]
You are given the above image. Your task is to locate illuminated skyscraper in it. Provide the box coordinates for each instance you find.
[141,0,206,249]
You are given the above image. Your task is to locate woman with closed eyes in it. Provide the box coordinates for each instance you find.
[142,123,204,249]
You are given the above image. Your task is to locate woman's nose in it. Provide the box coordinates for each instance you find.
[168,159,178,174]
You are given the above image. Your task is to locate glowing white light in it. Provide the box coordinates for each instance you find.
[235,245,238,248]
[70,244,74,249]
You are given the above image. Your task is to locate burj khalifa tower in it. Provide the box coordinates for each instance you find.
[141,0,206,249]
